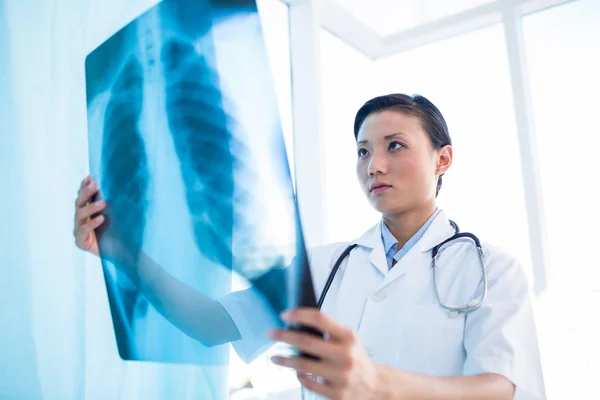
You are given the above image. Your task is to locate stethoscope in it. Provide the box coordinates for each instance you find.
[316,220,488,318]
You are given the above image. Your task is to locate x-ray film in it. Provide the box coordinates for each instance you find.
[84,0,316,367]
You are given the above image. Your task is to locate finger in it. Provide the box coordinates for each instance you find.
[297,374,340,400]
[79,175,91,190]
[271,355,346,386]
[75,200,106,224]
[77,175,92,197]
[75,199,106,223]
[267,329,348,365]
[281,308,355,344]
[75,180,98,209]
[76,215,105,242]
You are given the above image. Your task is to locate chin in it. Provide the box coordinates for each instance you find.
[370,198,406,216]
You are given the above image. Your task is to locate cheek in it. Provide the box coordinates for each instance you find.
[390,155,433,187]
[391,157,418,180]
[356,162,367,186]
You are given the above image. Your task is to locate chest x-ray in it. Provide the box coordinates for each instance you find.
[85,0,315,366]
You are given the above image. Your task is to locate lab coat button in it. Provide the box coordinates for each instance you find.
[371,292,385,302]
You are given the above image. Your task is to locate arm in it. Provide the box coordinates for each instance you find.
[269,309,517,400]
[115,247,241,347]
[270,248,546,400]
[74,176,245,347]
[104,234,293,353]
[376,367,514,400]
[74,176,286,357]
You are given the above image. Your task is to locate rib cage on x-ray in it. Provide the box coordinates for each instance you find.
[98,37,240,265]
[95,38,240,363]
[86,0,314,369]
[162,38,235,269]
[98,33,254,329]
[103,37,289,328]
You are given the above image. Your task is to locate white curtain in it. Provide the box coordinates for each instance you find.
[0,1,226,398]
[1,2,44,397]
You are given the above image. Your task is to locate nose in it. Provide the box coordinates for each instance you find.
[367,150,388,176]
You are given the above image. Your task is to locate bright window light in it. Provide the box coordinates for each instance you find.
[523,0,600,398]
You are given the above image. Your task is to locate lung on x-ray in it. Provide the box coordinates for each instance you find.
[84,0,315,366]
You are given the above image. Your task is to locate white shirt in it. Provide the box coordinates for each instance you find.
[220,210,547,399]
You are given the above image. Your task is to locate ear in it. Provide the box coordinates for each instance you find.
[436,145,453,175]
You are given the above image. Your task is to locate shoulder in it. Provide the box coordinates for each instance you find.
[306,242,352,267]
[481,241,530,292]
[482,242,522,270]
[305,242,354,299]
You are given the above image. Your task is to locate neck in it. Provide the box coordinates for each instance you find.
[382,202,437,249]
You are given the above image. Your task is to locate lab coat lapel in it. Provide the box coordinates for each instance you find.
[368,240,388,276]
[353,222,388,276]
[381,244,423,287]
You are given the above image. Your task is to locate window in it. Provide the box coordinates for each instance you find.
[330,0,495,36]
[523,0,600,397]
[320,29,381,243]
[376,24,533,283]
[258,0,295,182]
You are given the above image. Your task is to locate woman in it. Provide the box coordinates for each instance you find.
[74,94,545,399]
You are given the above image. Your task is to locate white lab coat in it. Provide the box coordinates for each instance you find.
[222,210,547,400]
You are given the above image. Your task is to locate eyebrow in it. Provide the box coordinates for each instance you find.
[357,132,408,146]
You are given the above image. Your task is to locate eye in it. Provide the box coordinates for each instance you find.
[389,141,405,151]
[358,148,369,158]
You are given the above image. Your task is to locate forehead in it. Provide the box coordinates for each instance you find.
[357,110,426,142]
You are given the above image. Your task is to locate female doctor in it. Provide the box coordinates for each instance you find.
[74,94,545,399]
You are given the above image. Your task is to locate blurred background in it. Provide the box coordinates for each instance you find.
[1,0,599,399]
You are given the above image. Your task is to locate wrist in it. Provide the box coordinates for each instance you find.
[374,364,388,400]
[373,364,395,400]
[374,364,415,400]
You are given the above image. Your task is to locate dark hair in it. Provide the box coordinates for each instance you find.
[353,93,452,197]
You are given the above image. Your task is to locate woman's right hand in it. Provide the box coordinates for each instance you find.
[73,175,106,257]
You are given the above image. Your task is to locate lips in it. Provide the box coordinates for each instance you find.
[370,182,392,192]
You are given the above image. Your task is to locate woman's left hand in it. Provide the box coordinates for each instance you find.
[267,308,381,400]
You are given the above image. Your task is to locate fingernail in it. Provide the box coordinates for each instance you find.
[88,182,95,190]
[271,356,282,364]
[280,311,291,321]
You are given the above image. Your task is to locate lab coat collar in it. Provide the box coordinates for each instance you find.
[353,223,388,276]
[352,209,455,276]
[417,209,456,253]
[353,222,381,250]
[353,209,454,251]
